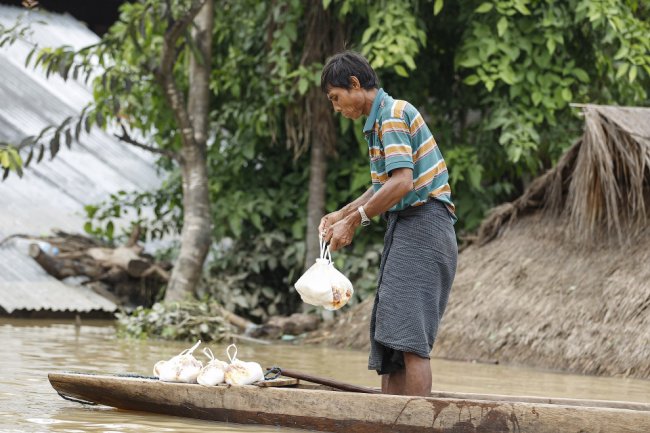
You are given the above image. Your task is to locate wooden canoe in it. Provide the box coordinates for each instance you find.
[49,372,650,433]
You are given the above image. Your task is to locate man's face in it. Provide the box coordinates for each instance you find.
[326,85,365,120]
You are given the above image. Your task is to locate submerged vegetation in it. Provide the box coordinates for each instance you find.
[117,301,232,342]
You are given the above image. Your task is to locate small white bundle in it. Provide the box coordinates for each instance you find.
[223,344,264,386]
[153,340,203,383]
[197,347,228,386]
[294,235,353,310]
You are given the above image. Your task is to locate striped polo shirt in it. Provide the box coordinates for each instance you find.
[363,88,456,220]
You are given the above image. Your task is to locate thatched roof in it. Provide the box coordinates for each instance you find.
[311,105,650,379]
[479,104,650,246]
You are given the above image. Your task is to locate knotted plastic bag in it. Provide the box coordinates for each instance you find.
[223,344,264,386]
[294,235,353,311]
[197,347,228,386]
[153,340,203,383]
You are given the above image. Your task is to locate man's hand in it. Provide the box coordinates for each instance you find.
[318,210,343,237]
[323,213,361,252]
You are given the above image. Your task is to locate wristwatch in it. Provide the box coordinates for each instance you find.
[358,206,371,226]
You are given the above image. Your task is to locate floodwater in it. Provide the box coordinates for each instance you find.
[1,319,650,433]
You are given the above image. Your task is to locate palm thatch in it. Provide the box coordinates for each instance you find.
[479,104,650,246]
[311,105,650,379]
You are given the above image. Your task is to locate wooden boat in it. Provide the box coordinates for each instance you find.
[49,372,650,433]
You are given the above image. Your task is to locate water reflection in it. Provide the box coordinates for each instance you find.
[1,318,649,432]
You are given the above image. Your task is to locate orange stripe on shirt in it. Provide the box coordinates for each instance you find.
[371,171,389,184]
[392,100,407,118]
[413,136,436,162]
[385,144,412,157]
[409,114,425,135]
[369,147,383,159]
[430,183,451,196]
[414,161,447,190]
[381,120,410,135]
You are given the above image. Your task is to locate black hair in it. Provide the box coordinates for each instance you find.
[320,51,379,93]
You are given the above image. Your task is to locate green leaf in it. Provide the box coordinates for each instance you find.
[434,0,444,16]
[0,150,9,168]
[25,48,36,67]
[228,214,242,238]
[85,204,98,219]
[36,144,45,163]
[507,145,522,162]
[499,68,516,85]
[291,220,303,240]
[95,111,104,128]
[361,27,375,45]
[615,63,629,79]
[573,68,589,83]
[561,88,572,102]
[546,38,556,54]
[514,3,531,15]
[250,213,262,231]
[463,75,481,85]
[475,3,493,13]
[298,77,309,95]
[24,148,34,168]
[403,54,416,70]
[614,45,629,60]
[497,17,508,37]
[8,148,22,177]
[394,65,408,77]
[106,220,114,240]
[628,65,637,82]
[50,134,60,159]
[84,115,92,133]
[65,129,72,148]
[322,0,332,10]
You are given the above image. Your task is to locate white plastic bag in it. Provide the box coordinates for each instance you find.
[223,344,264,386]
[153,340,203,383]
[197,347,228,386]
[294,235,353,311]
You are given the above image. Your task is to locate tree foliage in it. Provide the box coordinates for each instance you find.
[2,0,649,319]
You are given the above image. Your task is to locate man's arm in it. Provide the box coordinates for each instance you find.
[319,187,374,234]
[325,168,413,250]
[341,168,412,226]
[338,187,374,219]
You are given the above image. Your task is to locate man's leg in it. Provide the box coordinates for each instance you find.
[381,369,405,394]
[402,352,432,396]
[381,352,431,396]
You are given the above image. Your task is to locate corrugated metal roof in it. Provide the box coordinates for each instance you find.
[0,6,163,314]
[0,244,116,313]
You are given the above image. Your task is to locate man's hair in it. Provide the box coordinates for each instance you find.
[320,51,379,93]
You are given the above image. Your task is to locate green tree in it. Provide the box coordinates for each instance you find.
[86,0,650,319]
[0,0,215,301]
[4,0,649,321]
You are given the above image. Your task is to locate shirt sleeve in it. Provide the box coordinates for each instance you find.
[380,117,414,174]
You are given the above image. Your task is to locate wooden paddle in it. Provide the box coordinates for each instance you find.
[269,367,381,394]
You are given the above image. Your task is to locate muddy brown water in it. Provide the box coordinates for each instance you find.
[1,319,649,432]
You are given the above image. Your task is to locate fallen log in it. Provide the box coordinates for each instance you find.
[25,231,253,333]
[25,230,168,307]
[29,244,102,280]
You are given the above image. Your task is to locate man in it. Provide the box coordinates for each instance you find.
[319,51,458,396]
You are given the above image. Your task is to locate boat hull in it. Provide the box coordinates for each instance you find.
[49,372,650,433]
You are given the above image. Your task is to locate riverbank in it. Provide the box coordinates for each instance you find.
[310,216,650,380]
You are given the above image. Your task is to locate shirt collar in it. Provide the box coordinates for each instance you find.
[363,88,386,133]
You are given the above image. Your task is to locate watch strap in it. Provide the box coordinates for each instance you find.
[358,206,371,226]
